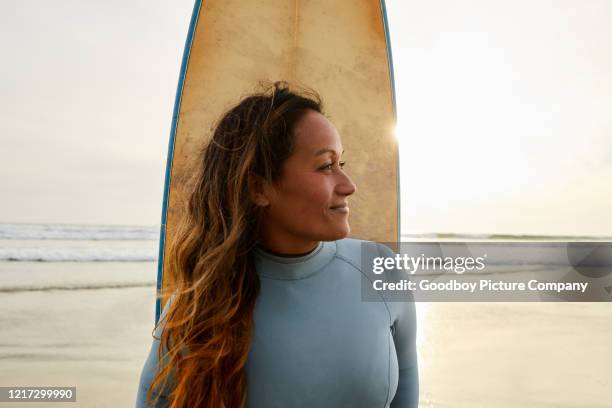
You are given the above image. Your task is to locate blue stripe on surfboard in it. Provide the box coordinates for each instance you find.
[379,0,401,244]
[156,0,204,325]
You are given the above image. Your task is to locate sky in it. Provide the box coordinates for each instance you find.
[386,0,612,236]
[1,0,610,236]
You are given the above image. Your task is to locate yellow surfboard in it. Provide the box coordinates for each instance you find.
[156,0,399,321]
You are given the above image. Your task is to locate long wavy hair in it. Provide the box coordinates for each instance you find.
[147,82,323,408]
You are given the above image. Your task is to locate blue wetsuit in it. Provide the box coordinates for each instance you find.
[136,238,418,407]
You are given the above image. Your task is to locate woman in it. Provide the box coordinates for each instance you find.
[136,82,418,408]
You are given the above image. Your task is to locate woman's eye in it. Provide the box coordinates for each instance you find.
[320,161,346,171]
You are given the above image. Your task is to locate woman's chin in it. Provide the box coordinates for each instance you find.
[328,223,350,240]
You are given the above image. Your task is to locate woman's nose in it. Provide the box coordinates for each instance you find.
[336,172,357,196]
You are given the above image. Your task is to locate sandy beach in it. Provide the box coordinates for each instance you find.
[416,302,612,407]
[1,283,156,407]
[1,261,611,407]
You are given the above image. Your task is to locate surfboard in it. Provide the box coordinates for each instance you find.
[156,0,399,322]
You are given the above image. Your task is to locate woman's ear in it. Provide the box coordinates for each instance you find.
[248,173,272,207]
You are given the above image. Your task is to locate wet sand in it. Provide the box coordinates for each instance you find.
[416,302,612,407]
[1,285,156,407]
[1,266,610,407]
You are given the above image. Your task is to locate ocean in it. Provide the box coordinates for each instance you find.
[1,222,609,296]
[0,223,158,295]
[0,223,158,262]
[0,223,160,406]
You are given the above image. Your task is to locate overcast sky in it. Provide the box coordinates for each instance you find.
[387,0,612,236]
[1,0,610,236]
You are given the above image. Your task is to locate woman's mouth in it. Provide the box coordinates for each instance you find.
[330,204,349,214]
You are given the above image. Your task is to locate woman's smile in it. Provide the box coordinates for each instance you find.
[330,206,349,214]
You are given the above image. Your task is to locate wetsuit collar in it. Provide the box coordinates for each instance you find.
[253,241,337,280]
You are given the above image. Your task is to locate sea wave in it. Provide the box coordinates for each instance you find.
[0,247,157,262]
[0,223,158,241]
[0,282,155,293]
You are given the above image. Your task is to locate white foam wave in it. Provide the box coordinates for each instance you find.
[0,223,159,241]
[0,247,157,262]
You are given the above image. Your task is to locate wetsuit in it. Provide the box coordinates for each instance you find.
[136,238,418,407]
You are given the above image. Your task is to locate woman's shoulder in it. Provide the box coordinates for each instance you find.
[335,238,396,259]
[333,238,397,272]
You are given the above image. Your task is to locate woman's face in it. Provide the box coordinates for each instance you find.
[257,110,357,253]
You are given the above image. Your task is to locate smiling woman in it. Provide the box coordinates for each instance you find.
[135,83,418,408]
[253,109,357,254]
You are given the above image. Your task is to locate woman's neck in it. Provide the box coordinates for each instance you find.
[257,231,319,256]
[258,242,320,258]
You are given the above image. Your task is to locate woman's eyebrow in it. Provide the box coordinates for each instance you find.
[314,148,344,156]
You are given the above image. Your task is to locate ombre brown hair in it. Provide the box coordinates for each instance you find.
[147,82,323,407]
